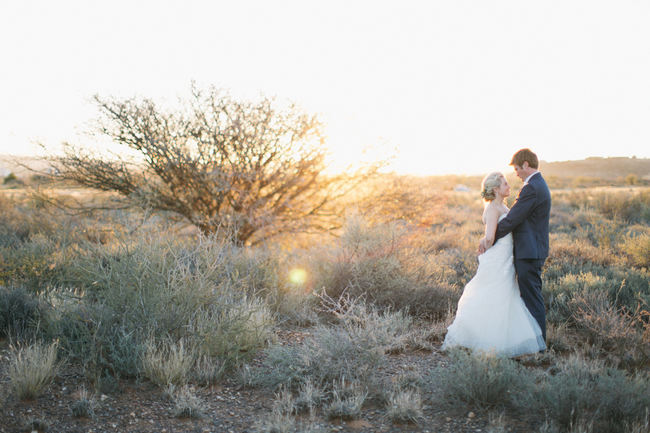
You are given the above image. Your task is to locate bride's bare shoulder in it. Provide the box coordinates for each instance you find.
[482,202,501,223]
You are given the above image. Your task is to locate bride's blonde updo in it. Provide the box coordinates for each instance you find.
[480,172,503,201]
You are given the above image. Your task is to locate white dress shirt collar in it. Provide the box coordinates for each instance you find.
[524,171,539,185]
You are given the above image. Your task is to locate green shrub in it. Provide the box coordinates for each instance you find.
[47,299,144,380]
[251,302,409,392]
[430,348,533,410]
[46,232,275,381]
[526,355,650,432]
[255,323,384,390]
[3,172,18,184]
[185,296,274,368]
[0,286,50,339]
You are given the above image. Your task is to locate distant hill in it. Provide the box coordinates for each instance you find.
[541,157,650,180]
[0,155,53,177]
[1,154,649,182]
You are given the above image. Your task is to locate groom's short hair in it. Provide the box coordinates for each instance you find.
[510,148,539,169]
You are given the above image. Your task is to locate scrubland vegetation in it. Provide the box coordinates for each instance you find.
[0,176,649,432]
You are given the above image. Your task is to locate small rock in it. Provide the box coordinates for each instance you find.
[445,417,452,422]
[101,394,108,401]
[468,411,476,418]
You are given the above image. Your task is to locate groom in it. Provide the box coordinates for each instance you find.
[480,148,551,342]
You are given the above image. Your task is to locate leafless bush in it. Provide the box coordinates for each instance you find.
[50,84,381,244]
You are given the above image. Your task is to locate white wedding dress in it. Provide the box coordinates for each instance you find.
[441,215,546,357]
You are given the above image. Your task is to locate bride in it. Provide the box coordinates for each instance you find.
[441,172,546,357]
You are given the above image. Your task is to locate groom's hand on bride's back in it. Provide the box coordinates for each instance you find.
[477,237,487,255]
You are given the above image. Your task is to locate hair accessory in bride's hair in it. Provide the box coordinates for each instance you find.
[480,172,501,201]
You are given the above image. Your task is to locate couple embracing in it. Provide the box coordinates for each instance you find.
[442,148,551,357]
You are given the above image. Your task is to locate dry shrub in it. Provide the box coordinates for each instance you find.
[623,233,650,268]
[556,189,650,224]
[312,216,463,319]
[569,290,649,367]
[547,234,617,268]
[544,269,649,327]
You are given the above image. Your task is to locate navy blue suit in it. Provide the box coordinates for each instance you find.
[495,172,551,341]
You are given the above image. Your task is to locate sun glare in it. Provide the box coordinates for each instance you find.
[288,268,308,286]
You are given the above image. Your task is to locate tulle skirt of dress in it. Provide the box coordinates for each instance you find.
[441,233,546,357]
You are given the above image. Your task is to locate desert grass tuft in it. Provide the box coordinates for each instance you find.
[9,341,59,400]
[386,389,423,423]
[70,388,97,418]
[486,411,508,433]
[171,385,207,419]
[254,389,297,433]
[294,379,325,414]
[254,408,296,433]
[141,338,195,387]
[194,354,225,385]
[21,418,50,433]
[323,385,366,421]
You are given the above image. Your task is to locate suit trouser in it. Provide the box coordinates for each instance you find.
[514,258,546,342]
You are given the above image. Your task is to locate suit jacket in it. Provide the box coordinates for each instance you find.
[495,172,551,260]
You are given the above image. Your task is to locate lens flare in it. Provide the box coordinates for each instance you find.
[288,268,307,285]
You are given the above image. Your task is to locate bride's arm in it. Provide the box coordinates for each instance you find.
[481,206,500,250]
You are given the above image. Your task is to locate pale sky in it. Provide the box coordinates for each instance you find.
[1,0,649,175]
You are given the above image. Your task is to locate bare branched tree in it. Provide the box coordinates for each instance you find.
[51,84,381,244]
